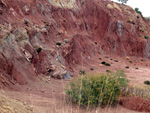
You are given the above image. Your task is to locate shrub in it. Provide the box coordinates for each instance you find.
[80,70,86,75]
[66,70,128,107]
[135,67,139,69]
[144,36,149,40]
[106,70,111,73]
[129,61,132,63]
[101,61,111,66]
[125,66,129,69]
[56,42,62,46]
[95,42,97,45]
[104,63,111,66]
[101,61,106,64]
[37,47,42,53]
[135,8,142,16]
[144,80,150,85]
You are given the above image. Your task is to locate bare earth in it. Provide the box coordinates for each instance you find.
[1,55,150,113]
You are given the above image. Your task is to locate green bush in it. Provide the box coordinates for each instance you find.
[80,70,86,75]
[125,66,129,69]
[104,63,111,66]
[144,80,150,85]
[56,42,62,46]
[135,8,142,16]
[66,70,128,107]
[144,36,149,40]
[101,61,111,66]
[37,47,42,53]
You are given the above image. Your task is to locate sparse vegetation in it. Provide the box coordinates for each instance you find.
[80,70,86,75]
[144,80,150,85]
[37,47,42,53]
[121,85,150,99]
[90,67,94,71]
[125,66,129,69]
[95,42,97,45]
[135,8,142,16]
[56,42,62,46]
[66,70,128,107]
[106,70,111,73]
[114,60,118,62]
[101,61,111,66]
[144,36,149,40]
[105,63,111,66]
[101,61,106,64]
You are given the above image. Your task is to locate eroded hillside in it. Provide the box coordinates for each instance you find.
[0,0,150,88]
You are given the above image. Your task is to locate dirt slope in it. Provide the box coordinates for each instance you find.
[0,0,150,112]
[0,0,150,86]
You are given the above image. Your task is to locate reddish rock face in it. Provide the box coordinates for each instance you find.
[0,0,150,86]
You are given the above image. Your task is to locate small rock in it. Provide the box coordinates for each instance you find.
[105,56,109,58]
[24,18,29,25]
[99,64,103,67]
[23,5,30,15]
[64,39,69,43]
[126,56,130,60]
[63,72,71,80]
[114,60,118,62]
[23,102,27,105]
[41,90,45,93]
[52,68,67,79]
[99,58,102,60]
[90,68,94,70]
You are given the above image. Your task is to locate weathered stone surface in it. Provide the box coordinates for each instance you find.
[0,0,149,87]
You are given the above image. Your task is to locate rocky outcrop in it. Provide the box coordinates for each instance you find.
[0,0,150,86]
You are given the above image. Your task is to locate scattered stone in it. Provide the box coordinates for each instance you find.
[126,57,130,60]
[88,56,91,60]
[41,27,47,32]
[99,64,103,67]
[41,90,45,93]
[114,60,118,62]
[23,5,30,15]
[125,66,129,69]
[90,68,94,71]
[63,72,71,79]
[56,42,62,46]
[105,56,109,58]
[99,58,102,60]
[13,27,29,41]
[107,4,113,9]
[64,39,69,43]
[51,68,67,79]
[101,61,106,64]
[24,18,29,26]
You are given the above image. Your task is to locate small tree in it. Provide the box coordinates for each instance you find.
[135,8,142,16]
[118,0,128,4]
